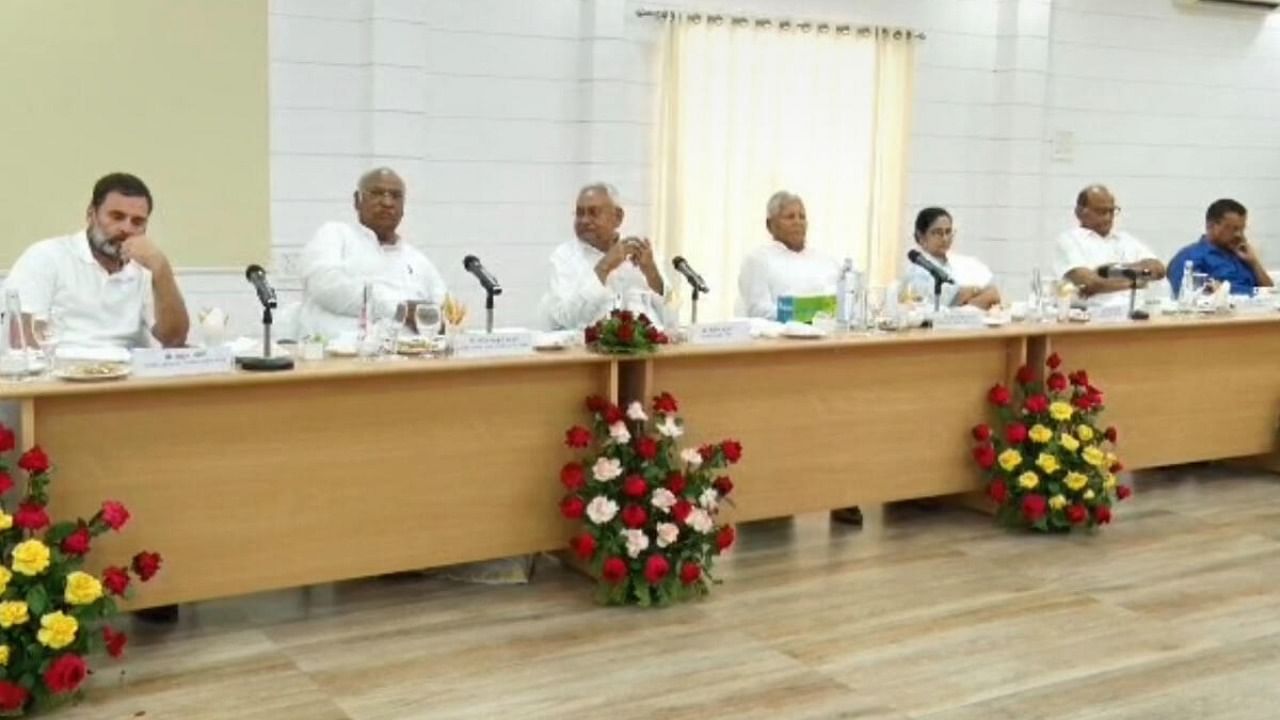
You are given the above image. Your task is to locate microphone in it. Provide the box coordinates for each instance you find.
[1097,264,1142,281]
[244,264,278,309]
[906,249,954,285]
[463,255,502,295]
[672,256,710,294]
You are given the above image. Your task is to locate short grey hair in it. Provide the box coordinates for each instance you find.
[356,167,403,198]
[579,182,621,205]
[766,190,803,218]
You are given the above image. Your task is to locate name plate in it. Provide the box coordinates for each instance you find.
[1090,303,1131,324]
[131,347,235,378]
[1234,297,1277,315]
[930,311,986,331]
[687,320,751,345]
[452,330,535,359]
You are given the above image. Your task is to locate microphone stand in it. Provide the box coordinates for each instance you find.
[1127,276,1149,321]
[485,289,496,334]
[933,276,945,314]
[239,305,294,371]
[690,286,701,325]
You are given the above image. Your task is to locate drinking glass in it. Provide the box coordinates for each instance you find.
[865,286,888,332]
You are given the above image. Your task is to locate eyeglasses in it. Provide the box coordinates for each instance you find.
[1084,206,1121,217]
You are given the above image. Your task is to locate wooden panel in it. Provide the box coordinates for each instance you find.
[36,361,611,607]
[647,336,1022,520]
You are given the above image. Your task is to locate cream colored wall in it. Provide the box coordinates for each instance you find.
[0,0,268,268]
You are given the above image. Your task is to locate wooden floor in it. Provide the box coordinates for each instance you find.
[66,466,1280,720]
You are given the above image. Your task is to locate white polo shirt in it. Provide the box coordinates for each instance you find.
[1053,226,1157,280]
[4,231,154,348]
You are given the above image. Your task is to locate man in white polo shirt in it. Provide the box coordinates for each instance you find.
[5,172,189,349]
[297,167,447,339]
[1053,185,1166,298]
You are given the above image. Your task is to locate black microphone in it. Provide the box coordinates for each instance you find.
[672,256,710,294]
[1097,264,1141,281]
[244,264,278,308]
[906,248,954,285]
[463,255,502,295]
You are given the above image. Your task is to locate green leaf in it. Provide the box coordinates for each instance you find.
[24,585,48,617]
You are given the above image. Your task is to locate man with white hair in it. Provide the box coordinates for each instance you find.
[737,190,842,319]
[539,182,668,330]
[298,167,447,338]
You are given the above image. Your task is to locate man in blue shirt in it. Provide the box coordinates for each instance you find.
[1168,199,1273,296]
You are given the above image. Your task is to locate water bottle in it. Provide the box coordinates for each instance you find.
[0,290,30,379]
[357,282,378,358]
[1177,260,1194,312]
[835,258,854,328]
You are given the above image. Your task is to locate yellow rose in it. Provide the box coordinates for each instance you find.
[1076,425,1095,442]
[1018,471,1040,490]
[1105,452,1118,466]
[998,449,1023,472]
[1082,446,1106,467]
[64,571,104,606]
[0,512,11,531]
[1065,472,1089,492]
[37,611,78,650]
[0,645,8,666]
[0,566,10,594]
[1060,434,1080,452]
[11,539,51,576]
[1103,473,1117,490]
[1029,425,1053,444]
[1036,453,1060,475]
[0,601,29,628]
[1049,401,1074,422]
[1083,489,1096,500]
[1049,494,1067,510]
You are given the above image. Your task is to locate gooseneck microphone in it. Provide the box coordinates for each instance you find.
[672,256,710,294]
[244,264,278,309]
[906,249,955,285]
[463,255,502,295]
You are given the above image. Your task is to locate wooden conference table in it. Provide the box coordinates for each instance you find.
[2,313,1278,607]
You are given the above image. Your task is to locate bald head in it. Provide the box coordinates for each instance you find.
[354,167,405,243]
[1074,184,1118,237]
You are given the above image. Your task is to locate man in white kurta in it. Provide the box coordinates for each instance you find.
[298,168,447,339]
[539,183,668,330]
[1053,185,1165,301]
[737,191,841,319]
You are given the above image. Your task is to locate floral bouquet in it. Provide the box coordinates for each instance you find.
[970,353,1132,532]
[584,310,668,355]
[559,392,740,606]
[0,425,162,716]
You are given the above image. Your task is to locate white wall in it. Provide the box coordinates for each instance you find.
[195,0,1280,334]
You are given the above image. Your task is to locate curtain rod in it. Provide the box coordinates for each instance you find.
[634,7,926,40]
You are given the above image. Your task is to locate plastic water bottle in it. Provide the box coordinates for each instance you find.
[1177,260,1194,312]
[0,290,29,379]
[836,258,854,328]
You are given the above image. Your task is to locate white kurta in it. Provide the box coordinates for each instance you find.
[1053,226,1157,280]
[736,242,841,320]
[298,222,447,338]
[4,231,155,348]
[538,239,669,330]
[903,251,995,307]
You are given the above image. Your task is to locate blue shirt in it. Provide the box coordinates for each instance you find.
[1168,236,1257,296]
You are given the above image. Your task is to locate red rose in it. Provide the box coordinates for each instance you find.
[585,395,608,413]
[1094,505,1112,524]
[0,425,13,453]
[645,326,660,343]
[102,566,131,596]
[716,525,736,552]
[1024,394,1049,414]
[635,436,658,460]
[679,562,701,585]
[652,392,679,414]
[560,463,586,492]
[132,551,163,582]
[698,444,716,461]
[559,495,585,520]
[637,313,651,326]
[653,332,669,344]
[672,499,693,523]
[584,325,600,344]
[1072,394,1094,411]
[603,404,625,425]
[102,626,128,658]
[988,479,1008,504]
[1046,352,1062,370]
[972,424,992,442]
[601,556,627,584]
[0,681,27,712]
[621,504,647,529]
[973,444,996,470]
[666,472,687,495]
[570,533,597,561]
[1070,370,1090,387]
[43,654,87,694]
[100,500,131,531]
[617,310,634,323]
[1110,462,1124,474]
[14,502,49,531]
[1104,426,1118,443]
[1021,494,1047,522]
[1116,485,1132,501]
[713,476,734,496]
[1046,372,1068,393]
[1066,504,1088,525]
[61,527,91,556]
[0,471,11,495]
[721,440,743,464]
[18,446,49,475]
[617,322,636,344]
[988,384,1012,407]
[1015,365,1034,385]
[564,425,592,448]
[623,475,648,499]
[1005,422,1028,444]
[643,554,670,584]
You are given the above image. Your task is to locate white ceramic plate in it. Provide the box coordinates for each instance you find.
[781,324,826,339]
[53,363,130,382]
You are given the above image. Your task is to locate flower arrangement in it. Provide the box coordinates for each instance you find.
[0,425,162,716]
[970,353,1132,532]
[583,310,668,355]
[559,393,740,606]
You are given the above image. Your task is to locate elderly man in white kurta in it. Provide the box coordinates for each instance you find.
[737,191,842,319]
[298,168,447,339]
[539,183,668,330]
[1054,185,1165,301]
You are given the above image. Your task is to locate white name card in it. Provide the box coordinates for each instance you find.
[687,320,752,345]
[1090,303,1131,324]
[452,330,536,359]
[1234,297,1277,315]
[930,311,986,331]
[131,347,235,378]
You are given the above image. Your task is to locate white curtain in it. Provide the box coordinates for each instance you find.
[653,18,916,321]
